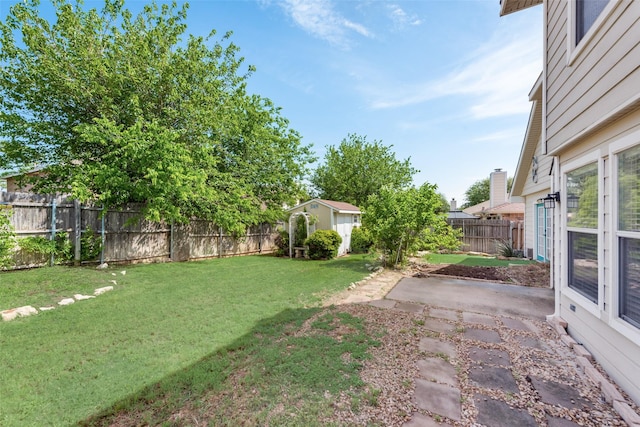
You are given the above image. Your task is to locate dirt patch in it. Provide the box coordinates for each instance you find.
[412,261,551,288]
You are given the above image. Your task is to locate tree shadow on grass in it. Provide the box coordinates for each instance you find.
[79,305,378,426]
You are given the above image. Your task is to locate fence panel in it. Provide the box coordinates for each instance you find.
[447,219,524,255]
[1,192,278,269]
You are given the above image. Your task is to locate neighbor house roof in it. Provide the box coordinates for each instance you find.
[511,73,544,198]
[447,210,478,220]
[463,201,524,217]
[499,0,542,16]
[287,198,361,214]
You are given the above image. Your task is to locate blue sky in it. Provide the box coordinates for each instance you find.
[1,0,543,204]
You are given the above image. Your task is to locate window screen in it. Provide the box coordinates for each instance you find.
[569,232,599,303]
[567,162,598,228]
[618,144,640,329]
[618,145,640,232]
[576,0,610,44]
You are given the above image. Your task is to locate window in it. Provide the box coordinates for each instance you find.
[617,144,640,328]
[567,162,599,303]
[576,0,610,44]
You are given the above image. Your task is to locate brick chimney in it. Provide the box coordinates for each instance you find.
[490,169,507,208]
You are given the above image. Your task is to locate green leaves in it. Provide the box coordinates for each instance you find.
[311,133,417,208]
[363,183,447,266]
[0,0,313,232]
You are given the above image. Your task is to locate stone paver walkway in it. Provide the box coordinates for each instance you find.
[334,269,640,427]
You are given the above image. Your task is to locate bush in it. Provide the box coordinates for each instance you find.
[0,207,16,268]
[305,229,342,260]
[350,226,373,254]
[274,229,289,257]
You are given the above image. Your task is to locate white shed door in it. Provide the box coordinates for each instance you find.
[336,214,351,256]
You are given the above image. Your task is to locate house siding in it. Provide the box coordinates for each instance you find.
[546,1,640,154]
[555,108,640,404]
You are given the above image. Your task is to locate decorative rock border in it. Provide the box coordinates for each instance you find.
[1,284,117,322]
[547,315,640,427]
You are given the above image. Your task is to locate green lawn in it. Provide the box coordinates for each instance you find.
[0,255,375,426]
[424,253,535,267]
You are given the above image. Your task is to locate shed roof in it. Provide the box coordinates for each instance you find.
[287,198,361,214]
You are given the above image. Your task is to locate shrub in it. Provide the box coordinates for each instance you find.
[80,228,103,261]
[496,239,523,258]
[18,231,74,263]
[274,229,289,257]
[0,207,16,268]
[305,229,342,260]
[350,226,373,254]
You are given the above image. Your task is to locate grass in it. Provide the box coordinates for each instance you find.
[0,254,376,426]
[423,253,534,267]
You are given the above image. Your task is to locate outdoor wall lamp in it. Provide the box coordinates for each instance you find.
[543,192,560,209]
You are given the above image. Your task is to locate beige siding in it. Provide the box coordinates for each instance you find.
[288,203,332,232]
[560,294,640,404]
[546,1,640,153]
[555,109,640,405]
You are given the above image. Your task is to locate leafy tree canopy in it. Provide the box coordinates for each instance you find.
[362,183,446,266]
[462,176,513,209]
[0,0,313,233]
[310,133,417,207]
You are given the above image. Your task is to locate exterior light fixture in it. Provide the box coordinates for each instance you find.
[543,192,560,209]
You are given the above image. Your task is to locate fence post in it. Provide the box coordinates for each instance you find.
[100,207,105,264]
[218,226,223,258]
[50,198,56,267]
[74,199,81,266]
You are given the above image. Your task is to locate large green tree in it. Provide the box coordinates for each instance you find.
[0,0,313,232]
[310,134,417,207]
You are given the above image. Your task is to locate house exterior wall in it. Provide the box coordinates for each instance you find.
[545,1,640,155]
[512,0,640,405]
[553,106,640,405]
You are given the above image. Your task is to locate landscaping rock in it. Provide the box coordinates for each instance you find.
[96,262,108,269]
[74,294,95,301]
[39,306,55,311]
[1,309,18,321]
[58,298,75,306]
[16,306,38,317]
[94,286,114,295]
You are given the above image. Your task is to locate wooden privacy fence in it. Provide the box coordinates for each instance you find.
[447,219,524,255]
[1,192,279,269]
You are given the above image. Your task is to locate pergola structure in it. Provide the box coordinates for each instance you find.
[288,211,312,258]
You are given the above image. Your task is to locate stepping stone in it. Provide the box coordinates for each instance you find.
[469,345,511,366]
[500,317,530,331]
[418,337,457,359]
[514,335,546,350]
[58,298,75,306]
[403,413,453,427]
[463,328,502,343]
[529,377,592,410]
[546,415,582,427]
[395,302,425,314]
[424,319,456,334]
[469,366,519,393]
[414,378,461,421]
[429,308,458,321]
[417,357,457,386]
[368,299,397,309]
[474,394,537,427]
[342,295,371,304]
[463,312,496,326]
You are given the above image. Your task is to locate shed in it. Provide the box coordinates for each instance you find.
[286,199,361,256]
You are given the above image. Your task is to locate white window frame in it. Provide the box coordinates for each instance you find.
[609,130,640,341]
[562,151,604,317]
[567,0,620,66]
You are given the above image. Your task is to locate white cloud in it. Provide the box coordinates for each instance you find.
[277,0,373,47]
[387,4,422,28]
[366,17,542,119]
